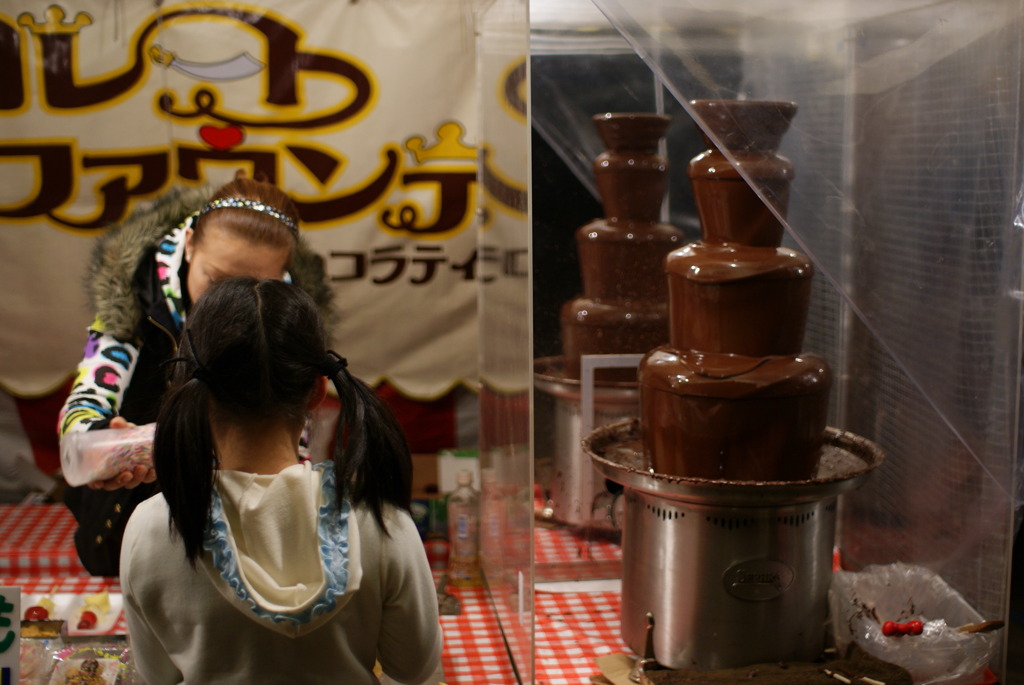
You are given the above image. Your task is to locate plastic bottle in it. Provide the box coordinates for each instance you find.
[447,469,482,587]
[60,423,156,486]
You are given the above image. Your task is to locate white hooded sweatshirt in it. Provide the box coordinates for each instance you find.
[120,461,442,684]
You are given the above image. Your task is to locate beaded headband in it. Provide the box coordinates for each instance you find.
[198,197,298,236]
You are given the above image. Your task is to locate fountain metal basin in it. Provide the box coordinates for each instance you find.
[583,418,884,669]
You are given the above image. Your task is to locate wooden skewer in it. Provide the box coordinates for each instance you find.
[956,619,1005,633]
[821,668,853,684]
[821,666,886,685]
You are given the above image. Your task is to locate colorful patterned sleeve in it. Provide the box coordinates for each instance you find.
[58,316,141,437]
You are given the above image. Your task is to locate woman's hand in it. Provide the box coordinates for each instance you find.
[108,416,135,430]
[86,417,157,490]
[87,464,156,491]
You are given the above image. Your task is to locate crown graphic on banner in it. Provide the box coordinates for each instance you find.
[18,6,93,35]
[406,122,476,164]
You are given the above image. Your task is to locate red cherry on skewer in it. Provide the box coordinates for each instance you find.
[77,610,98,630]
[24,606,49,621]
[905,620,924,635]
[882,620,899,636]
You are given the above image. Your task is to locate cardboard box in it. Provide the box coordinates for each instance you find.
[411,452,440,497]
[410,453,442,540]
[437,448,479,493]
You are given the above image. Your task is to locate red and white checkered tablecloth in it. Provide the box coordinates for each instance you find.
[535,524,622,582]
[10,577,999,685]
[535,526,621,565]
[0,504,88,577]
[1,504,632,682]
[535,590,625,684]
[441,586,626,685]
[8,577,623,683]
[440,586,517,684]
[1,576,120,595]
[531,522,626,681]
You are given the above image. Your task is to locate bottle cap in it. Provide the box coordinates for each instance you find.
[456,469,473,486]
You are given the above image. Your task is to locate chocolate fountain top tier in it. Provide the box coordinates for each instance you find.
[688,100,797,155]
[592,112,671,224]
[687,100,797,247]
[593,111,671,151]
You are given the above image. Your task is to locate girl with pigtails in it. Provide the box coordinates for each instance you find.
[119,277,442,684]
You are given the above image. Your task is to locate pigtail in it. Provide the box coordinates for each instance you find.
[328,363,412,534]
[154,375,217,566]
[152,277,410,561]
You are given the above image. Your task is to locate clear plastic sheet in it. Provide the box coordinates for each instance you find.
[530,0,1023,676]
[477,0,533,681]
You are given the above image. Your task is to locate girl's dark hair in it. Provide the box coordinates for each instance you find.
[193,172,300,260]
[154,277,412,565]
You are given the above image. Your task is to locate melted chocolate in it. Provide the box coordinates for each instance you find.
[687,99,797,248]
[560,113,684,381]
[640,99,833,481]
[561,297,668,382]
[639,347,831,480]
[577,220,683,301]
[639,347,831,481]
[640,348,831,398]
[666,243,813,355]
[688,100,798,155]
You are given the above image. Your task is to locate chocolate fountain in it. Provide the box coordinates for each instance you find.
[643,100,830,482]
[535,113,683,527]
[583,100,883,669]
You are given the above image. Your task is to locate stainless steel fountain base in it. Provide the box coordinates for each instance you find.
[619,487,837,668]
[584,419,884,670]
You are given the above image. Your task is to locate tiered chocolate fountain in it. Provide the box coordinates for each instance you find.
[643,100,830,481]
[535,113,683,528]
[583,100,883,669]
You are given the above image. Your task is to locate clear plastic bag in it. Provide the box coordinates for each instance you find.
[829,562,997,685]
[48,642,138,685]
[19,638,59,685]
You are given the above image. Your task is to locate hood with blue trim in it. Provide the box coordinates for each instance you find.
[200,461,362,638]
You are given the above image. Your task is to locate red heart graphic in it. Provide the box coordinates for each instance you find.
[199,124,244,151]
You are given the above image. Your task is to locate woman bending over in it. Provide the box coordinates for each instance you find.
[59,173,332,576]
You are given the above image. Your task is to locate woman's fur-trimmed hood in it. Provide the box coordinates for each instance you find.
[86,184,335,340]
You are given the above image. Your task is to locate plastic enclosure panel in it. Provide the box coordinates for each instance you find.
[531,0,1023,678]
[478,0,534,681]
